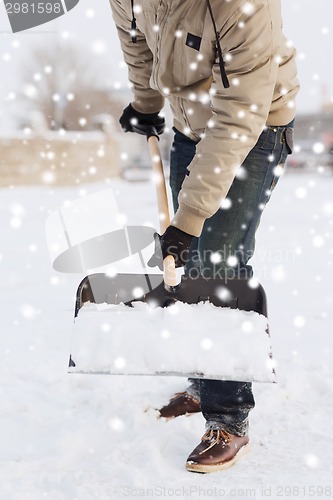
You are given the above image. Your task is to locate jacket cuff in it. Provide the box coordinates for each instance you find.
[170,203,207,237]
[132,95,165,114]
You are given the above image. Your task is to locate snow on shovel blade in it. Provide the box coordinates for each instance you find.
[68,273,276,383]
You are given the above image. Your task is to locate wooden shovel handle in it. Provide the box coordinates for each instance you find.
[147,135,178,288]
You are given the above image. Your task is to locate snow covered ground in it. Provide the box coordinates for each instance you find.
[1,169,333,499]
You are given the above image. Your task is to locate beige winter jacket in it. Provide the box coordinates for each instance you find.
[110,0,299,236]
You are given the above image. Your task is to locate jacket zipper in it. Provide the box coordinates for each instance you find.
[152,1,170,90]
[152,2,193,137]
[179,98,192,135]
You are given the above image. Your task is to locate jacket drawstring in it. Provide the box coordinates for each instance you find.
[205,0,230,88]
[129,0,229,89]
[130,0,137,43]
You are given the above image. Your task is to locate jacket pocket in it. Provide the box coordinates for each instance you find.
[173,30,215,86]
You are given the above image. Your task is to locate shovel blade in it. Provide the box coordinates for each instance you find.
[69,273,276,382]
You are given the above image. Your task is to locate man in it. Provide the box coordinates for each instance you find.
[109,0,299,473]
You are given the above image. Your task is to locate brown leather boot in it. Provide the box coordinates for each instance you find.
[158,391,201,419]
[186,428,249,473]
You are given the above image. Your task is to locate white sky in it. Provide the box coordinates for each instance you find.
[0,0,332,131]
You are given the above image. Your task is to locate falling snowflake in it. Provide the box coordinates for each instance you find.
[322,201,333,216]
[92,40,107,55]
[295,187,307,199]
[242,321,253,333]
[312,235,324,248]
[304,453,320,469]
[236,166,247,180]
[242,2,254,15]
[101,323,111,332]
[293,316,306,328]
[23,84,38,99]
[271,265,286,281]
[248,278,260,289]
[132,287,144,298]
[227,255,238,267]
[41,171,55,184]
[221,198,232,210]
[201,338,213,350]
[108,417,125,432]
[114,357,126,369]
[210,252,222,264]
[161,329,170,339]
[20,304,38,320]
[106,267,117,278]
[312,142,325,154]
[273,165,284,177]
[10,216,22,228]
[85,9,95,18]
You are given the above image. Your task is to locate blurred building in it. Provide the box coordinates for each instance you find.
[0,123,120,188]
[288,105,333,171]
[295,109,333,145]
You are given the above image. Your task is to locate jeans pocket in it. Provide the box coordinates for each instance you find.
[258,127,277,151]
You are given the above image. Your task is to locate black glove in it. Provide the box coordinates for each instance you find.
[119,104,165,136]
[147,225,194,270]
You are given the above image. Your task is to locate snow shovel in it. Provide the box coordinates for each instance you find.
[69,128,276,383]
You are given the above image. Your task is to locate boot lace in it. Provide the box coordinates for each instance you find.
[200,429,232,454]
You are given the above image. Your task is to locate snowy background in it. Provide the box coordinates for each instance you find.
[1,1,333,499]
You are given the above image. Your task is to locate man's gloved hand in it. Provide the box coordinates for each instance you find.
[147,225,194,270]
[119,104,165,136]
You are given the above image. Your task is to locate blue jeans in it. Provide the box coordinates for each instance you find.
[170,121,294,435]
